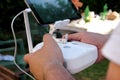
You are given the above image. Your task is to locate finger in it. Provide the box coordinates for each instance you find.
[68,33,81,41]
[43,34,64,62]
[24,54,32,64]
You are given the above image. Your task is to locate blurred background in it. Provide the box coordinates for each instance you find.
[0,0,120,80]
[0,0,120,40]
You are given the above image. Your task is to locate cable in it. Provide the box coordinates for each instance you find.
[11,9,36,80]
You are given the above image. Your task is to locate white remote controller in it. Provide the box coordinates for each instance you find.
[32,39,98,74]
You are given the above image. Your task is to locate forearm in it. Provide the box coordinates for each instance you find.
[95,34,110,63]
[45,64,75,80]
[106,62,120,80]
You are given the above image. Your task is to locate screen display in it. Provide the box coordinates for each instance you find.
[25,0,81,24]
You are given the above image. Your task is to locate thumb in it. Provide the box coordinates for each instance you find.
[43,34,58,48]
[24,53,32,64]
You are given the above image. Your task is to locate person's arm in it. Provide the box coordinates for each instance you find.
[45,63,75,80]
[24,34,75,80]
[106,62,120,80]
[101,25,120,80]
[68,32,110,63]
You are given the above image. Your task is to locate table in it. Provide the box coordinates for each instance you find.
[66,18,120,35]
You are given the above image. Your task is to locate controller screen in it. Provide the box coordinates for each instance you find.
[25,0,81,24]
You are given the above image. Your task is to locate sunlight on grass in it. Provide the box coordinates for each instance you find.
[74,59,109,80]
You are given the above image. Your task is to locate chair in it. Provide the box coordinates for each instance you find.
[0,65,30,80]
[0,65,19,80]
[0,38,26,72]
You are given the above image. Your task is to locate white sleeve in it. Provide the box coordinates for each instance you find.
[102,22,120,65]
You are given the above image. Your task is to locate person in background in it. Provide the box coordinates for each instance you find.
[72,0,83,10]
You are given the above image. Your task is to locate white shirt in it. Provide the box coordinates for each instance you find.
[102,22,120,65]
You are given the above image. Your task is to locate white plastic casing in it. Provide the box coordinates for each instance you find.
[32,41,98,74]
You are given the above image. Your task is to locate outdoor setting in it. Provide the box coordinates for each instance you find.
[0,0,120,80]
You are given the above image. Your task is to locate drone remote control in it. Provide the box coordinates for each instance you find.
[32,39,98,74]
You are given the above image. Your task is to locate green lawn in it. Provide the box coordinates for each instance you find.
[74,59,109,80]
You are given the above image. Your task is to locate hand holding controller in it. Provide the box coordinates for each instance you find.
[32,36,98,74]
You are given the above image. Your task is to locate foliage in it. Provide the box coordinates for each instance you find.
[81,0,120,14]
[0,0,120,36]
[0,28,12,40]
[0,0,26,33]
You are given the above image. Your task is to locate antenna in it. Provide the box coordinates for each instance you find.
[23,8,33,53]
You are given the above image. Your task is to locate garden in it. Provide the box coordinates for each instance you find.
[0,0,120,80]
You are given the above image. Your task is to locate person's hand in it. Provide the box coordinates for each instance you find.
[24,34,64,80]
[72,0,83,9]
[68,32,109,63]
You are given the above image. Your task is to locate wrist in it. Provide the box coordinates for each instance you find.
[44,63,75,80]
[44,63,64,75]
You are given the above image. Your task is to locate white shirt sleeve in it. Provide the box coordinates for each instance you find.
[102,22,120,65]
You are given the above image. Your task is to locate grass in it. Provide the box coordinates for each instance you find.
[73,59,109,80]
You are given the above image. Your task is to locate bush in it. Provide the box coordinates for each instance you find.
[0,0,120,34]
[0,0,26,33]
[81,0,120,14]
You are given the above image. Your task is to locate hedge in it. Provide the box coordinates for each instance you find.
[0,0,120,34]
